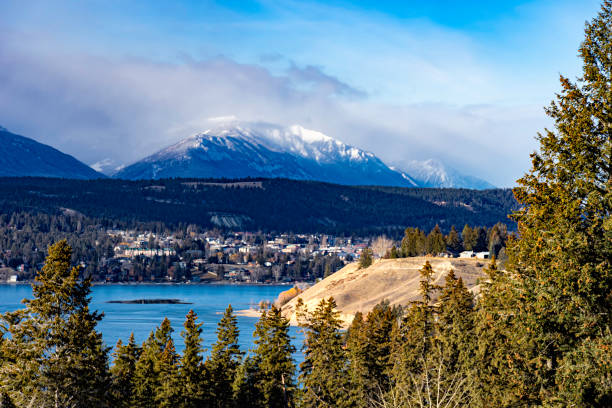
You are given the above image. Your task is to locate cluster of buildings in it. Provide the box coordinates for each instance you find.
[1,225,499,284]
[458,250,491,259]
[0,255,30,282]
[1,226,498,284]
[99,230,370,284]
[207,234,369,260]
[109,230,178,257]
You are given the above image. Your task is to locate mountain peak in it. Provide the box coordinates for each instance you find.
[112,122,493,189]
[189,122,371,163]
[113,122,414,186]
[0,128,105,179]
[287,125,334,144]
[197,122,335,146]
[396,159,495,190]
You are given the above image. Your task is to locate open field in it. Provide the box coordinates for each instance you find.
[282,257,490,326]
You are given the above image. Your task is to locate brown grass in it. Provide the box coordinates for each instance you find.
[282,257,488,327]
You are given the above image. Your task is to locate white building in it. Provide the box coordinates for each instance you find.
[120,248,176,258]
[459,251,474,258]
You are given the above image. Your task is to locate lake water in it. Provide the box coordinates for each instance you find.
[0,284,304,358]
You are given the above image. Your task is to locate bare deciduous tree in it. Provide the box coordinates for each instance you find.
[372,349,472,408]
[372,236,394,258]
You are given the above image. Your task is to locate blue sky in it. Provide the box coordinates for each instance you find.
[0,0,603,185]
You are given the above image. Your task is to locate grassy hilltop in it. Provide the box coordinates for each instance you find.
[282,257,488,326]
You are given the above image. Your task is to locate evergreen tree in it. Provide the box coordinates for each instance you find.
[417,261,439,305]
[358,247,373,269]
[133,319,173,408]
[554,328,612,406]
[299,298,351,408]
[155,339,181,408]
[472,259,525,407]
[324,263,333,278]
[180,310,206,408]
[152,317,174,353]
[384,245,400,259]
[0,393,16,408]
[232,356,260,408]
[345,305,401,405]
[205,305,243,408]
[487,223,507,256]
[445,225,463,253]
[389,262,440,404]
[415,228,428,255]
[0,240,110,407]
[110,333,141,408]
[481,2,612,405]
[427,224,446,255]
[232,358,259,406]
[400,227,417,257]
[437,271,475,378]
[345,312,368,408]
[401,227,429,257]
[250,306,296,408]
[473,227,488,252]
[361,301,399,405]
[461,224,476,251]
[132,332,160,408]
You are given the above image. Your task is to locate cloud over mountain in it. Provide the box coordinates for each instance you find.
[113,122,419,187]
[1,0,594,187]
[112,121,493,189]
[0,32,545,187]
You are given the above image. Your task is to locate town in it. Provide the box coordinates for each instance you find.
[0,227,370,284]
[104,229,366,284]
[1,222,497,284]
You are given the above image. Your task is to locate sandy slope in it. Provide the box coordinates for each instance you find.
[282,257,489,326]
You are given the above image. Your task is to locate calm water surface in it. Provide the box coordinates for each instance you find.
[0,284,303,357]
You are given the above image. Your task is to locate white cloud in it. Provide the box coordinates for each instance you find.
[207,115,239,123]
[0,30,550,186]
[90,159,113,173]
[5,0,598,187]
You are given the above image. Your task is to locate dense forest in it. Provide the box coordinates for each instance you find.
[0,177,517,236]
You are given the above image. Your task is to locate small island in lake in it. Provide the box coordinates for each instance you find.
[107,299,192,304]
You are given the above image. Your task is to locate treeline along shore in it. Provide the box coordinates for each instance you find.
[0,210,509,285]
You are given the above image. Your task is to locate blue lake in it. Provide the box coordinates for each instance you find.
[0,284,304,358]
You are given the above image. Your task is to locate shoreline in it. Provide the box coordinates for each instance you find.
[235,308,263,318]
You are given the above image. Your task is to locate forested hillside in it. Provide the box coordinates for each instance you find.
[0,177,516,236]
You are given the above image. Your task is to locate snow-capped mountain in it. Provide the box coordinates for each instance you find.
[0,126,104,179]
[89,158,126,176]
[395,159,495,190]
[113,122,495,189]
[113,123,420,187]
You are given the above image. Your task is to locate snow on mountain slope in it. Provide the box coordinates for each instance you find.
[90,158,122,175]
[0,127,104,179]
[397,159,495,190]
[113,123,420,187]
[113,122,494,189]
